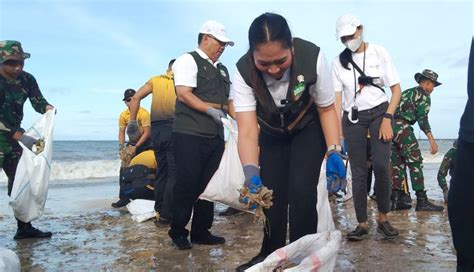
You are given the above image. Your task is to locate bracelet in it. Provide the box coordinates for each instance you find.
[327,144,342,154]
[383,113,393,120]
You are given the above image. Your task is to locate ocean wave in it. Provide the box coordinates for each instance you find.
[0,159,120,183]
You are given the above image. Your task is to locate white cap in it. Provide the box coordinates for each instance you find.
[336,14,361,39]
[199,20,234,46]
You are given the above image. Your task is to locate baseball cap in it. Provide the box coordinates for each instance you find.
[0,40,30,63]
[336,14,361,39]
[199,20,234,46]
[123,89,136,101]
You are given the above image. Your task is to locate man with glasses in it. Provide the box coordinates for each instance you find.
[0,40,54,239]
[168,20,233,250]
[112,88,151,208]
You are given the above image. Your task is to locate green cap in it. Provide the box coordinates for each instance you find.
[0,40,31,63]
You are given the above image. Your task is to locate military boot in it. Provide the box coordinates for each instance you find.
[391,189,412,211]
[415,191,444,212]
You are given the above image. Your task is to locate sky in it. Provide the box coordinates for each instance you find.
[1,0,473,140]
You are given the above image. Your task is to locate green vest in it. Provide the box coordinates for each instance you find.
[236,38,321,136]
[173,51,230,138]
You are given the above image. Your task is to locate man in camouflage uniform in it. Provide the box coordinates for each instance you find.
[391,69,444,211]
[437,140,457,203]
[0,40,54,239]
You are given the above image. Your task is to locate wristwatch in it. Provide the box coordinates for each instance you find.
[383,113,394,120]
[327,144,342,154]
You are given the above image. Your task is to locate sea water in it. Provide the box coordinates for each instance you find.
[0,139,457,184]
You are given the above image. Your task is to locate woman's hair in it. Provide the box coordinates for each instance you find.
[247,12,293,111]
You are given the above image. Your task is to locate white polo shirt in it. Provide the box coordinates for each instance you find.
[173,48,220,88]
[331,43,400,112]
[232,52,335,112]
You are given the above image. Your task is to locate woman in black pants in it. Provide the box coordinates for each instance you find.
[332,14,401,240]
[232,13,345,270]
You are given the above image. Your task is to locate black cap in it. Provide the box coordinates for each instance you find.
[122,89,136,101]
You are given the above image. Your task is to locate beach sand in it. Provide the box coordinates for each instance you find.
[0,163,456,271]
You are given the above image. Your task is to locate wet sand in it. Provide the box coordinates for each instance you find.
[0,163,456,271]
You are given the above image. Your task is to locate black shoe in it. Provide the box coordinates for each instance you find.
[377,221,399,239]
[415,191,444,212]
[236,254,267,271]
[154,217,170,228]
[111,198,130,208]
[390,190,412,211]
[191,233,225,245]
[14,225,52,240]
[346,226,369,241]
[172,236,192,250]
[218,207,242,216]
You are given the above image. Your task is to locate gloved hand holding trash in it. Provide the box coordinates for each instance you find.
[238,164,273,220]
[126,120,140,140]
[19,134,38,150]
[326,146,347,194]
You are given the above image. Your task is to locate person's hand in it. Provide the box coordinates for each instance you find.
[443,188,449,203]
[206,108,226,124]
[45,105,55,113]
[128,145,137,156]
[19,134,38,150]
[430,139,438,154]
[127,120,139,139]
[379,118,393,142]
[326,151,347,193]
[239,164,262,209]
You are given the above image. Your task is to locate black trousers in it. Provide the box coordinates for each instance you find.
[448,139,474,271]
[258,121,326,256]
[168,132,224,239]
[151,121,176,220]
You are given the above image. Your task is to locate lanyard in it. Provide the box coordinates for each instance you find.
[352,43,367,104]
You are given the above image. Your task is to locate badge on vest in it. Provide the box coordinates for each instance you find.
[219,68,227,78]
[292,75,305,97]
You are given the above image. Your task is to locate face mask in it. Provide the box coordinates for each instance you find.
[344,35,363,52]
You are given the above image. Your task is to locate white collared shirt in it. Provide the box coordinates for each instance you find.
[173,48,220,88]
[232,52,335,112]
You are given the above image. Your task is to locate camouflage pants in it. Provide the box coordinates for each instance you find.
[0,133,23,196]
[391,121,424,191]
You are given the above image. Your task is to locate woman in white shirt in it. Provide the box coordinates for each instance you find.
[233,12,345,270]
[332,14,401,241]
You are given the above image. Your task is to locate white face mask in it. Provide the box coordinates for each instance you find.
[344,34,363,52]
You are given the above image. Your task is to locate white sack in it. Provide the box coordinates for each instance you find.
[0,248,20,272]
[126,199,155,223]
[9,110,55,222]
[200,118,251,212]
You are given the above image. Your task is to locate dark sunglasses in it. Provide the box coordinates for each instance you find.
[125,98,132,102]
[2,59,24,66]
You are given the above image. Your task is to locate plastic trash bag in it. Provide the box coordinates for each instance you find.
[0,248,20,272]
[126,199,155,223]
[247,161,342,271]
[200,118,252,212]
[9,110,55,223]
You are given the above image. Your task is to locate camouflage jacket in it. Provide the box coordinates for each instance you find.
[394,87,431,134]
[437,146,456,189]
[0,71,49,136]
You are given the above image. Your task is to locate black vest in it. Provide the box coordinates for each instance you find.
[173,51,230,138]
[236,38,321,136]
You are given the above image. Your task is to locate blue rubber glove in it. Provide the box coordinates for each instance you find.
[239,165,262,209]
[326,151,347,193]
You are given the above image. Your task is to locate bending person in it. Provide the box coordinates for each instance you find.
[233,13,344,270]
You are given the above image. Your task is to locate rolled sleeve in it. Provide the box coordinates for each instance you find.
[311,52,335,107]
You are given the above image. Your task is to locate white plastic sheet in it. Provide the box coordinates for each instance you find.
[126,199,155,223]
[9,110,55,223]
[200,118,251,212]
[0,248,20,272]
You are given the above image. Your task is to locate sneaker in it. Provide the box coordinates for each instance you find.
[346,226,369,241]
[111,198,130,208]
[218,207,242,216]
[14,225,52,240]
[191,233,225,245]
[377,221,399,239]
[172,236,192,250]
[236,254,267,272]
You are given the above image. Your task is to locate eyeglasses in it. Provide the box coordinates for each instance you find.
[207,35,228,47]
